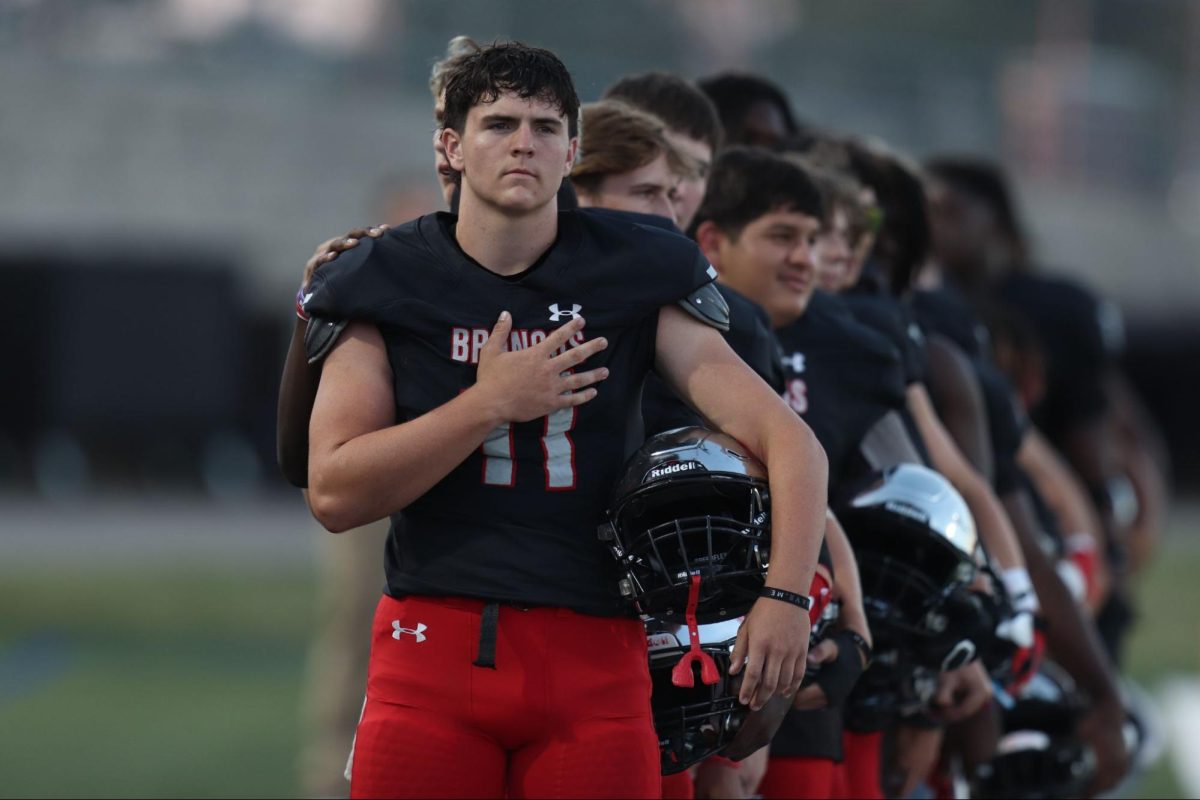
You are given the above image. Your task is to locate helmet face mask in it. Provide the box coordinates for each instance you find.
[646,618,746,774]
[605,428,771,622]
[975,662,1096,799]
[837,465,986,726]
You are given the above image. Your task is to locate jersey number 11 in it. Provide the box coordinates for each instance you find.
[481,407,578,491]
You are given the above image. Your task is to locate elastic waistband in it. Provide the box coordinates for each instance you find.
[384,593,627,619]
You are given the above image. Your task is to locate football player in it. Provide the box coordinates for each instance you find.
[925,156,1169,661]
[300,43,827,799]
[690,147,995,800]
[570,99,691,225]
[603,71,724,232]
[697,71,802,151]
[825,149,1133,795]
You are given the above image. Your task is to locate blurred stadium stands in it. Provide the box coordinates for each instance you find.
[1,0,1198,495]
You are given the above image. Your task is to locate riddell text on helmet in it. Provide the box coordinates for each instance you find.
[647,460,706,481]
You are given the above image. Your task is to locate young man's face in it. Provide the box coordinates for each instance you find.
[927,179,1000,279]
[699,208,822,329]
[813,207,853,292]
[579,152,679,224]
[664,131,712,231]
[442,91,577,215]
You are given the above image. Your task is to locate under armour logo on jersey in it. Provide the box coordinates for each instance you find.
[391,620,427,642]
[548,303,582,321]
[783,352,806,374]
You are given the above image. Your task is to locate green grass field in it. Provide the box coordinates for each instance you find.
[0,566,316,798]
[1,521,1198,798]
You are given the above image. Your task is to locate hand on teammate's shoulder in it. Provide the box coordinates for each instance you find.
[302,225,389,289]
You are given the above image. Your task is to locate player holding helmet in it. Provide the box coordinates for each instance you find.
[299,42,827,799]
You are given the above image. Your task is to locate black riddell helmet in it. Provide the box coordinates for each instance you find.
[646,617,747,774]
[603,427,770,623]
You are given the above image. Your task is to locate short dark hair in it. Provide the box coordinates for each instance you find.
[925,156,1026,253]
[442,42,580,138]
[691,147,823,238]
[571,101,692,194]
[845,140,930,293]
[697,72,799,146]
[603,71,723,153]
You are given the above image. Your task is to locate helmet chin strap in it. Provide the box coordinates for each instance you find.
[672,573,721,688]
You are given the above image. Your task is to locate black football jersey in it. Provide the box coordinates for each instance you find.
[911,286,990,360]
[775,291,914,497]
[841,287,931,387]
[641,283,784,435]
[303,210,716,615]
[911,287,1031,496]
[995,272,1120,443]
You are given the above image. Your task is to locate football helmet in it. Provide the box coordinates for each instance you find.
[602,427,770,623]
[975,662,1096,799]
[837,464,985,726]
[646,617,746,774]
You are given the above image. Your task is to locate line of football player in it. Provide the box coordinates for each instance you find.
[279,37,1166,800]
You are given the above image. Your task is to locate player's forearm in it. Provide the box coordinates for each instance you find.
[1018,430,1103,545]
[758,409,828,596]
[909,384,1022,567]
[1122,441,1167,573]
[825,511,871,645]
[308,386,503,532]
[958,471,1025,570]
[1018,431,1111,606]
[1001,489,1121,705]
[278,318,319,488]
[919,339,994,479]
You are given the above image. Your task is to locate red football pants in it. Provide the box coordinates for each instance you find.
[836,730,883,799]
[660,769,695,799]
[759,757,838,799]
[349,594,661,799]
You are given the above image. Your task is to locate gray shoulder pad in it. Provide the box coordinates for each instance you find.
[305,316,350,365]
[677,282,730,332]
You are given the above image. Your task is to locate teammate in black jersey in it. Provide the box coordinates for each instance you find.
[298,44,827,799]
[693,146,998,800]
[925,157,1168,662]
[603,71,723,233]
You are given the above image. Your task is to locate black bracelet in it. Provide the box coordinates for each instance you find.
[841,629,873,666]
[759,586,812,611]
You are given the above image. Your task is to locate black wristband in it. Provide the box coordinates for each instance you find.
[760,586,812,611]
[842,629,873,667]
[813,629,869,708]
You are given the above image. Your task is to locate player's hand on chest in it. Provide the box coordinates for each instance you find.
[472,312,610,424]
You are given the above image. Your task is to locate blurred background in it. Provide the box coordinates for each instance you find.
[1,0,1198,796]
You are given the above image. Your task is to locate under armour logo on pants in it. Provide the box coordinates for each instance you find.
[391,621,427,642]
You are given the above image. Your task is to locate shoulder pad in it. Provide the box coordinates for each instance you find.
[305,315,349,365]
[677,282,730,332]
